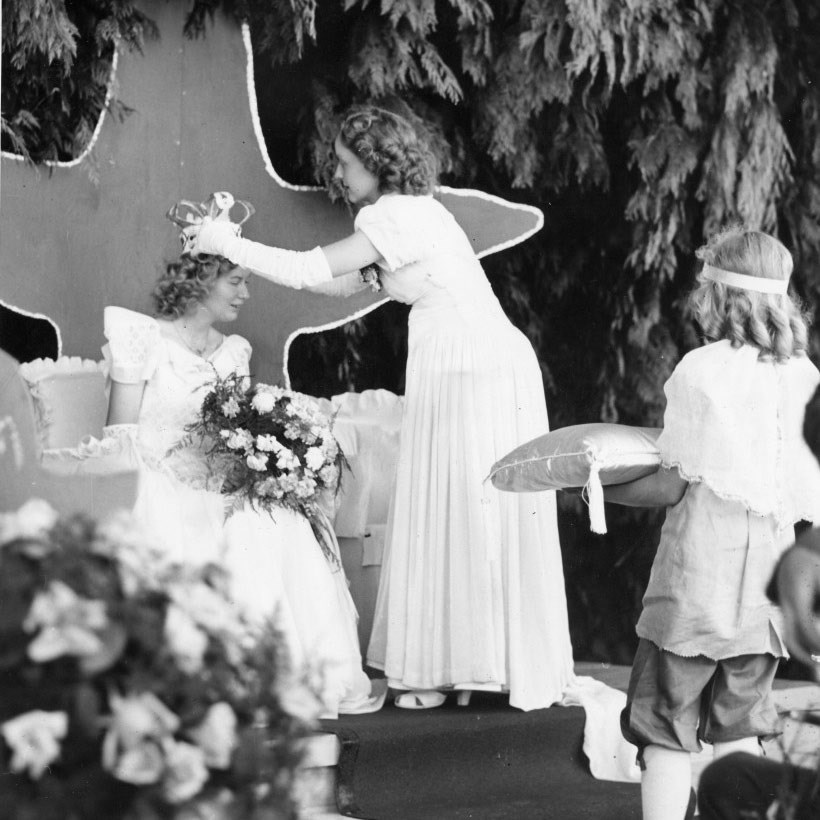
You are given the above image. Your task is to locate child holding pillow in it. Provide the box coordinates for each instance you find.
[604,229,820,819]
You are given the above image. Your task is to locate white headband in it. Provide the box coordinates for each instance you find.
[702,264,789,295]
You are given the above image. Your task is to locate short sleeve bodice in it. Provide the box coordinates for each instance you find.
[354,194,499,311]
[103,307,252,478]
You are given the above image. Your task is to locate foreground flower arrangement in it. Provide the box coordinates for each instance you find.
[0,499,317,820]
[186,375,347,559]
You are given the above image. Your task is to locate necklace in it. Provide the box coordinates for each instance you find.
[173,322,209,357]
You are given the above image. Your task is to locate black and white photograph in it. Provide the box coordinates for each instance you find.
[2,2,820,818]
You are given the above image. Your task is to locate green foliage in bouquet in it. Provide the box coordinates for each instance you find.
[185,374,347,562]
[0,499,315,820]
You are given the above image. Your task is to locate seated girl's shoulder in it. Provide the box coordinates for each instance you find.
[221,333,252,358]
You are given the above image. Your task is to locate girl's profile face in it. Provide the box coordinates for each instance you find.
[333,137,380,206]
[199,267,251,324]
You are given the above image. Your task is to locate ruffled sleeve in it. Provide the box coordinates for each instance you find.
[657,341,820,527]
[216,335,252,379]
[354,195,424,272]
[102,307,162,384]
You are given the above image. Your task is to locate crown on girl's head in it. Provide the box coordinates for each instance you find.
[166,192,255,247]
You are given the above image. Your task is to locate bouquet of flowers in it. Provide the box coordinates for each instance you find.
[0,499,321,820]
[186,375,347,560]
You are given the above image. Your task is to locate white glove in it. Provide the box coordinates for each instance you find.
[306,271,369,298]
[190,220,333,290]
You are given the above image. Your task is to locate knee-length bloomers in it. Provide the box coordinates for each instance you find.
[358,194,575,711]
[638,341,820,661]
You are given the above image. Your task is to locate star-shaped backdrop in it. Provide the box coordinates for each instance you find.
[0,0,543,386]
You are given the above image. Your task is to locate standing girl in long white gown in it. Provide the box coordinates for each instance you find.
[104,232,383,717]
[188,107,575,711]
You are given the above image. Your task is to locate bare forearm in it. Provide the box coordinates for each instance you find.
[603,466,688,508]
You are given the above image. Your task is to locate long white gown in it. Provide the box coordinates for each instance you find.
[102,307,379,718]
[358,194,575,711]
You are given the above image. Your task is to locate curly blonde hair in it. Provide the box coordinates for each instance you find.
[689,228,809,362]
[337,106,437,196]
[152,254,238,318]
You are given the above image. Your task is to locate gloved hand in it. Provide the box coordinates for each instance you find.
[185,221,333,290]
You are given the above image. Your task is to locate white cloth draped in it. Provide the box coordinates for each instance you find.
[657,340,820,529]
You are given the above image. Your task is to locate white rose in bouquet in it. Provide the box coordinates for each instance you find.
[103,692,180,784]
[23,580,107,662]
[161,740,209,803]
[189,702,237,769]
[164,604,209,675]
[221,397,240,418]
[255,433,283,453]
[246,452,269,472]
[305,446,325,471]
[223,429,253,451]
[0,498,58,544]
[251,391,277,414]
[1,710,68,779]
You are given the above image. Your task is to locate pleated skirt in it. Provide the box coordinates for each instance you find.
[366,304,575,711]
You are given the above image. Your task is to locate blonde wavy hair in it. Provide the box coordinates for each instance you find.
[152,254,238,318]
[337,106,437,196]
[689,228,809,362]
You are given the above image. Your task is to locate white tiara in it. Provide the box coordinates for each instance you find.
[166,192,254,249]
[702,264,789,295]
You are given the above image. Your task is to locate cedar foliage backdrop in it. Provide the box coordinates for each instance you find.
[4,0,820,665]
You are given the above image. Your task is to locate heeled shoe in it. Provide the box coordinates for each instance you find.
[456,690,472,707]
[394,689,446,709]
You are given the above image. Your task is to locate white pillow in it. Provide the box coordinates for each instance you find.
[488,423,662,533]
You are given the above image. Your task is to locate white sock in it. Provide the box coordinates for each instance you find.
[641,745,692,820]
[712,736,760,759]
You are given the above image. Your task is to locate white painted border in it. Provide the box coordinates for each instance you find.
[281,298,390,389]
[1,40,120,354]
[438,184,544,260]
[1,49,119,167]
[243,25,318,192]
[0,298,63,356]
[1,22,544,375]
[241,23,545,383]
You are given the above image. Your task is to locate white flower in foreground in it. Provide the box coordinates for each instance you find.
[162,740,209,803]
[102,692,179,785]
[0,498,58,545]
[94,511,166,596]
[251,390,276,414]
[164,604,209,675]
[277,679,324,724]
[305,446,325,471]
[189,702,237,770]
[1,710,68,779]
[24,581,107,662]
[169,581,247,643]
[221,397,240,418]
